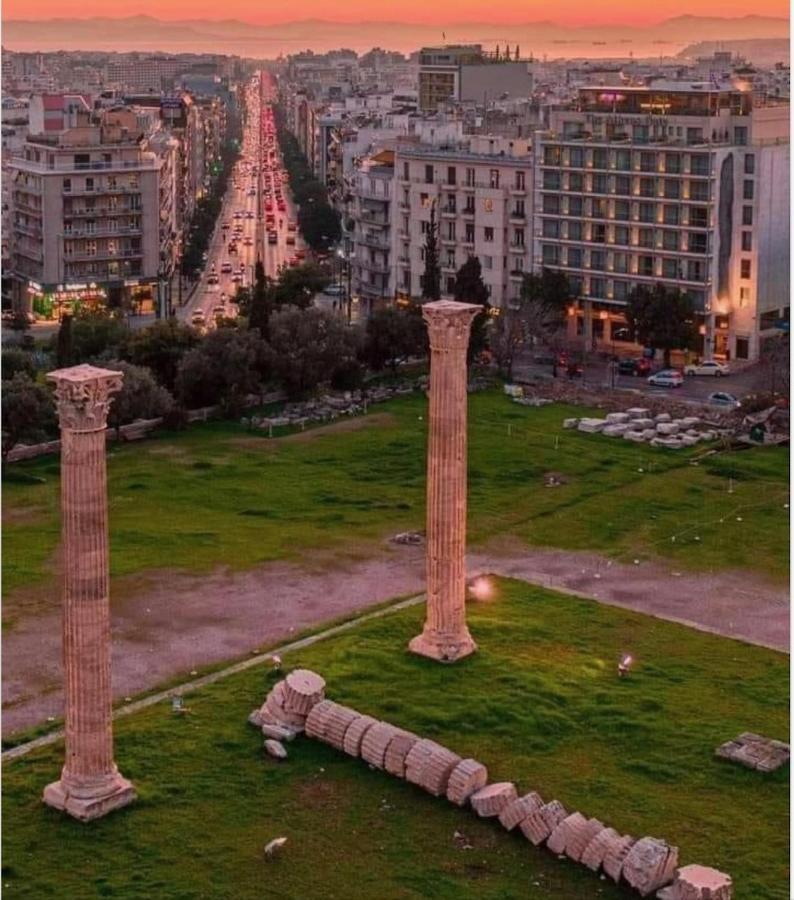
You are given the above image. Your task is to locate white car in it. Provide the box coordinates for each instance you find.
[684,360,730,377]
[647,369,684,388]
[708,391,741,409]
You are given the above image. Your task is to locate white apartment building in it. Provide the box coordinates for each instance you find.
[350,151,395,316]
[392,136,534,307]
[532,83,789,362]
[9,116,161,317]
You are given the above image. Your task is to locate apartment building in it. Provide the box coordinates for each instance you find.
[350,150,394,315]
[532,83,790,362]
[8,115,160,317]
[392,136,534,307]
[105,55,184,93]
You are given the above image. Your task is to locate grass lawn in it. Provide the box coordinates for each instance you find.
[3,391,788,604]
[2,579,788,899]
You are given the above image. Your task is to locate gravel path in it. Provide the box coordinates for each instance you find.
[3,543,787,737]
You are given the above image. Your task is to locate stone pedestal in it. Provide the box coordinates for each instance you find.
[42,364,136,821]
[409,300,481,662]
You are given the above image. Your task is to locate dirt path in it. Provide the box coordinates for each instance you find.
[3,543,787,737]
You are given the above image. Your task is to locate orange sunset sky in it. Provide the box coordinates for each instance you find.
[2,0,789,24]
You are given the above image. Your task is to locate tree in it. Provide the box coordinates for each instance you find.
[268,307,359,399]
[421,204,441,301]
[103,361,175,439]
[298,201,341,252]
[489,268,571,380]
[756,334,790,396]
[363,305,427,373]
[272,263,330,310]
[55,314,74,368]
[247,261,275,338]
[624,283,698,368]
[9,309,30,333]
[123,319,200,390]
[53,310,127,364]
[453,256,491,364]
[176,328,268,417]
[2,348,36,381]
[1,374,56,466]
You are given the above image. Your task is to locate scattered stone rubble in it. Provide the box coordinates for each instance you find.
[564,407,728,449]
[715,732,790,773]
[248,670,731,898]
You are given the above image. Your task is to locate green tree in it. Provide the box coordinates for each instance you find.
[248,261,274,337]
[103,360,175,439]
[363,305,427,373]
[273,263,330,310]
[123,319,200,390]
[1,374,56,466]
[2,348,36,381]
[453,256,491,364]
[52,310,127,364]
[175,329,268,417]
[55,314,74,368]
[421,204,441,301]
[268,307,359,399]
[624,283,698,368]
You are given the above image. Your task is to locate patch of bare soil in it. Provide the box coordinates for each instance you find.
[3,538,787,737]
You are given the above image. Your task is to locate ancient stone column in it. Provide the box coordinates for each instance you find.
[43,364,136,821]
[409,300,481,662]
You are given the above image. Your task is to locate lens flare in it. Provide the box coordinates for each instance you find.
[469,576,494,601]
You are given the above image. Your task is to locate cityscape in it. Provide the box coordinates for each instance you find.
[1,6,790,900]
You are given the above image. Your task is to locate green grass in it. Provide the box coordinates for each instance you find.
[3,391,788,602]
[2,579,788,899]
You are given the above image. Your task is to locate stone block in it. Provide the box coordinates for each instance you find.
[621,836,678,897]
[715,732,790,772]
[627,407,651,419]
[603,424,629,437]
[633,418,655,429]
[656,422,680,436]
[446,758,489,806]
[577,418,607,433]
[283,669,326,716]
[567,817,606,862]
[343,714,378,757]
[602,833,636,882]
[322,705,360,750]
[470,782,518,818]
[421,746,462,796]
[539,799,568,832]
[360,722,399,769]
[623,431,646,442]
[681,417,701,428]
[519,809,552,845]
[563,418,580,429]
[654,413,672,423]
[383,729,420,778]
[405,739,443,787]
[498,791,544,830]
[642,429,657,440]
[661,864,733,900]
[305,699,336,739]
[264,739,288,760]
[680,435,698,447]
[606,412,630,424]
[547,811,587,855]
[261,723,297,742]
[580,826,621,871]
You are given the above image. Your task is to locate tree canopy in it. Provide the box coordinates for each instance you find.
[624,283,698,367]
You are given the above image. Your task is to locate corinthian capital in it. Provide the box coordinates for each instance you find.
[47,364,124,433]
[422,300,482,352]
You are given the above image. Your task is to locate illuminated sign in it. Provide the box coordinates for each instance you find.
[598,93,626,103]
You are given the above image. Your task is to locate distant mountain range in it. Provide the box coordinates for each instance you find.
[2,14,789,60]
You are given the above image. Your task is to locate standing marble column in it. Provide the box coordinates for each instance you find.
[409,300,481,662]
[43,364,136,821]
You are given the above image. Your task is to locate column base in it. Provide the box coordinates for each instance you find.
[409,628,477,663]
[43,773,136,822]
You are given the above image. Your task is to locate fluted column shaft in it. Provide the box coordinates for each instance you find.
[43,364,135,821]
[409,300,481,662]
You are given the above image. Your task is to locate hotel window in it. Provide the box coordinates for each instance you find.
[567,247,582,268]
[568,147,584,168]
[638,203,654,223]
[735,337,749,359]
[543,171,561,190]
[688,233,707,253]
[615,149,631,171]
[513,200,525,218]
[614,200,630,221]
[590,250,606,271]
[613,252,628,273]
[591,199,607,219]
[483,198,494,212]
[420,193,430,207]
[639,152,656,172]
[568,221,583,241]
[85,177,94,192]
[591,223,606,244]
[614,175,631,196]
[665,153,681,174]
[567,196,583,216]
[662,231,678,251]
[734,126,748,146]
[446,250,456,267]
[663,205,680,226]
[544,146,562,166]
[740,259,752,279]
[662,258,679,279]
[568,172,584,192]
[613,225,629,246]
[589,277,606,298]
[484,226,494,242]
[742,206,753,226]
[489,169,500,189]
[690,207,708,228]
[592,148,607,169]
[639,177,655,197]
[689,154,710,176]
[592,173,608,194]
[86,240,97,257]
[687,260,705,281]
[743,180,754,200]
[663,179,680,199]
[689,181,710,202]
[741,232,752,252]
[638,256,654,276]
[638,228,654,249]
[463,196,475,214]
[542,245,559,265]
[686,127,704,144]
[613,280,630,301]
[543,195,561,214]
[744,154,755,175]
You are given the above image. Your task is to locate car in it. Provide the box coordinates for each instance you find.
[234,211,242,219]
[648,369,684,388]
[286,234,295,246]
[617,357,652,377]
[244,237,253,246]
[277,201,286,212]
[322,283,344,297]
[221,221,230,230]
[684,360,730,377]
[191,310,206,325]
[228,242,238,254]
[231,273,242,283]
[268,231,278,244]
[708,391,741,409]
[212,305,226,320]
[207,274,219,285]
[295,249,306,260]
[248,189,256,197]
[287,222,296,232]
[221,262,233,274]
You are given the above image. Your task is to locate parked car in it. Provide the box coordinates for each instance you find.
[286,235,296,246]
[648,369,683,388]
[617,357,652,377]
[708,391,741,409]
[221,262,233,274]
[684,360,730,377]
